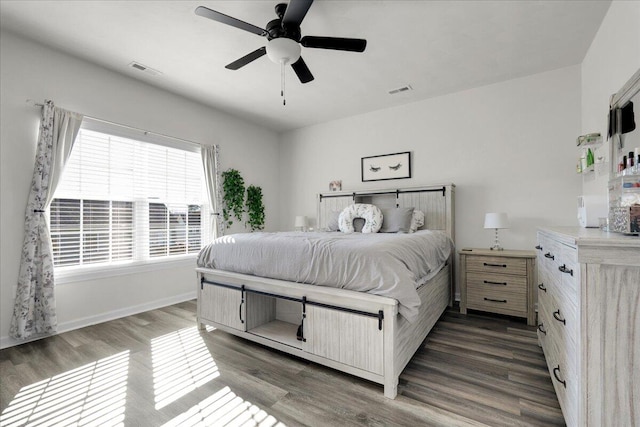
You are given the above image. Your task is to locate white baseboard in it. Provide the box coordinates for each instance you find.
[0,291,196,350]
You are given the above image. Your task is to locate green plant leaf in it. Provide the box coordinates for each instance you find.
[245,185,265,231]
[221,169,245,228]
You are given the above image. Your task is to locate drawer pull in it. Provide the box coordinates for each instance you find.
[484,280,507,286]
[535,245,543,251]
[553,309,566,325]
[538,283,547,292]
[558,264,574,276]
[484,298,507,303]
[538,323,547,335]
[483,262,507,268]
[553,366,567,388]
[544,252,555,260]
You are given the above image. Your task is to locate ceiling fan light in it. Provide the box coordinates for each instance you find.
[266,38,301,64]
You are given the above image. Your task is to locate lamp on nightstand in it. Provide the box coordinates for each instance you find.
[295,215,307,232]
[484,212,509,251]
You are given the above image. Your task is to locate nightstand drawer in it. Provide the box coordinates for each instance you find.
[466,278,527,315]
[466,255,527,276]
[466,272,527,294]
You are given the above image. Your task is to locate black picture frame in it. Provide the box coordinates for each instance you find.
[361,151,412,182]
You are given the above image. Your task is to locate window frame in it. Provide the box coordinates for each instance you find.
[50,118,206,283]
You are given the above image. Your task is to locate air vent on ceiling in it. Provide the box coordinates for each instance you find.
[388,85,413,95]
[128,62,162,76]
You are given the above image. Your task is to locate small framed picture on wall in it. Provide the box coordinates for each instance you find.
[361,151,411,182]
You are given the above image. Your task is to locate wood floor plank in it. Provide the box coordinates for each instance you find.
[0,303,564,426]
[406,352,560,409]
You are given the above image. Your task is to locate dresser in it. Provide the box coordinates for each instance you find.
[536,227,640,427]
[459,248,536,325]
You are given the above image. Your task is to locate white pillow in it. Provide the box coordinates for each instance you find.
[338,204,383,233]
[409,210,425,232]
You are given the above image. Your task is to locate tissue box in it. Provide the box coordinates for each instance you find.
[609,205,640,234]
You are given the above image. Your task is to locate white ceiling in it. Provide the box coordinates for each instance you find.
[0,0,610,132]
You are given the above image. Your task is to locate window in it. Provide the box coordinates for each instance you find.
[50,119,207,270]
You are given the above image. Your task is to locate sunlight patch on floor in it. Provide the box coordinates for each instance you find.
[160,386,286,427]
[0,351,129,427]
[151,326,219,410]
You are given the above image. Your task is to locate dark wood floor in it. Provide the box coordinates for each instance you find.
[0,301,564,426]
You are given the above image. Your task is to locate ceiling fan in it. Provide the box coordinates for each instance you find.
[195,0,367,88]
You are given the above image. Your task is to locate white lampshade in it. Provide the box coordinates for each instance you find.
[484,212,509,229]
[294,215,308,228]
[266,38,301,65]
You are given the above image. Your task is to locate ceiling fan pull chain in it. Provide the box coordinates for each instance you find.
[281,61,286,106]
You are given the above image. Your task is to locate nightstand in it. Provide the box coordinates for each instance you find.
[459,248,536,325]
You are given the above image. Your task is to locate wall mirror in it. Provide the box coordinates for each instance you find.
[610,68,640,177]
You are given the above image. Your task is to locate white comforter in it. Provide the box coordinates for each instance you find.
[197,230,454,322]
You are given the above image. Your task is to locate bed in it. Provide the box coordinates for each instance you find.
[196,184,455,398]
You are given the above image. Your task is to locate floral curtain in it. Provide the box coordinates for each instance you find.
[10,101,84,339]
[201,144,223,240]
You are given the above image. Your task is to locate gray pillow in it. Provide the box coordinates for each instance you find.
[327,211,340,231]
[379,207,415,233]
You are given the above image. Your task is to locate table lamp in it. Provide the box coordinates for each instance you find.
[295,215,307,232]
[484,212,509,251]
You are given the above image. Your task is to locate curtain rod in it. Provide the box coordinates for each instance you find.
[26,99,203,148]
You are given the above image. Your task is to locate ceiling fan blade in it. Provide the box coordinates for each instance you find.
[291,57,314,83]
[282,0,313,27]
[195,6,267,37]
[300,36,367,52]
[225,47,267,70]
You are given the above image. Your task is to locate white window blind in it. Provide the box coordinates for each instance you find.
[50,124,207,269]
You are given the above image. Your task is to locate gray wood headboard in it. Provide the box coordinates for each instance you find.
[317,184,455,242]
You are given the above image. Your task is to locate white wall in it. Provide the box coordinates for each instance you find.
[279,65,582,292]
[0,30,280,348]
[581,0,640,197]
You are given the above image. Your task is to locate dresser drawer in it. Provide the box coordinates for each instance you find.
[545,311,579,427]
[466,255,527,276]
[538,237,561,279]
[537,304,549,351]
[547,294,578,355]
[545,337,577,427]
[557,244,579,303]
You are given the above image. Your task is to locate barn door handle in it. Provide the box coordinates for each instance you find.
[297,296,307,342]
[239,285,245,324]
